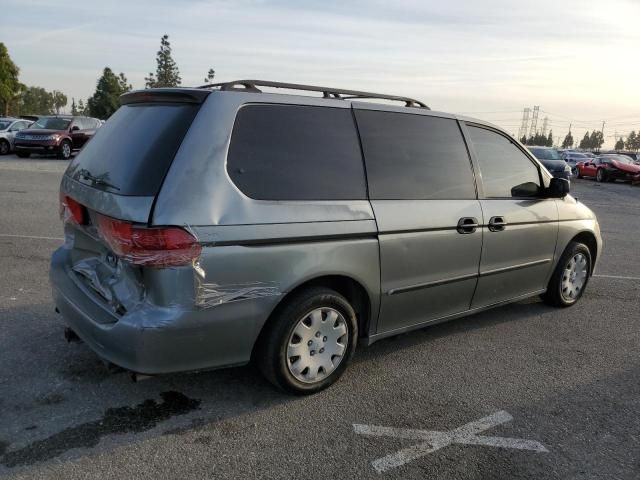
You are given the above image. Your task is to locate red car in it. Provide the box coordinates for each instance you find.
[576,154,640,183]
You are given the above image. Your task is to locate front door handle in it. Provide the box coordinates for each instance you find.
[488,216,507,232]
[457,217,479,234]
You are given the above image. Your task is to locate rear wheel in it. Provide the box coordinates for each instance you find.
[596,168,606,183]
[0,140,9,155]
[16,151,30,158]
[542,242,591,308]
[58,140,72,160]
[255,287,358,395]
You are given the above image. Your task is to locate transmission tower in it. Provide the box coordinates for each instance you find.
[528,106,540,137]
[518,108,530,139]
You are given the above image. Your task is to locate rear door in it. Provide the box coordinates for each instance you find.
[354,106,482,334]
[463,124,558,308]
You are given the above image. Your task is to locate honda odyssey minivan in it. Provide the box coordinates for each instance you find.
[50,80,602,394]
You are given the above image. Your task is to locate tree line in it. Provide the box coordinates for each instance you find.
[0,35,214,120]
[614,131,640,151]
[520,131,554,147]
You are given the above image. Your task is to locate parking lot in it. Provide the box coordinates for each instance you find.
[0,154,639,479]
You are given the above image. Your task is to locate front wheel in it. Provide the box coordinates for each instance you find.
[255,287,358,395]
[0,140,10,155]
[58,140,72,160]
[596,168,606,183]
[542,242,591,308]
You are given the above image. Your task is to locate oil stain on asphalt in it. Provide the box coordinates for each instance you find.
[0,391,200,468]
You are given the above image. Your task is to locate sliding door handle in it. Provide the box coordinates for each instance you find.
[457,217,479,234]
[488,216,507,232]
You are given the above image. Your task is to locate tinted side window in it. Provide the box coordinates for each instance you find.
[227,105,366,200]
[355,110,476,200]
[467,126,541,198]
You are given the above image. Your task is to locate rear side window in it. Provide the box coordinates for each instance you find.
[354,110,476,200]
[66,103,199,196]
[227,104,367,200]
[466,126,541,198]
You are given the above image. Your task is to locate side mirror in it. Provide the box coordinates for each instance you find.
[546,177,570,198]
[71,125,80,131]
[511,182,540,197]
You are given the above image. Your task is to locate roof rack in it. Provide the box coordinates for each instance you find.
[198,79,429,109]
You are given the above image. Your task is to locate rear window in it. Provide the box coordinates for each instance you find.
[227,104,367,200]
[66,103,199,196]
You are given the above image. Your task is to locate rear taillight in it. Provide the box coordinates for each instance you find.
[60,194,86,225]
[97,215,201,267]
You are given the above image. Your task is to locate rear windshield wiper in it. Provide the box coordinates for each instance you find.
[78,171,121,191]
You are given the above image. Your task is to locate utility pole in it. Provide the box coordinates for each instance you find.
[600,121,605,152]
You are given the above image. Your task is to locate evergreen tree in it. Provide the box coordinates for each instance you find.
[204,68,216,83]
[561,131,574,148]
[70,98,78,115]
[546,130,553,147]
[77,99,86,115]
[614,138,625,150]
[625,131,637,151]
[87,67,132,119]
[145,35,181,88]
[0,42,21,116]
[520,135,527,145]
[579,131,591,150]
[590,131,604,151]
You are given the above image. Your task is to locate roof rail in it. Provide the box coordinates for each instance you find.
[198,79,429,109]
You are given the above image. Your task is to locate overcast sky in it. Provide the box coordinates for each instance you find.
[2,0,639,146]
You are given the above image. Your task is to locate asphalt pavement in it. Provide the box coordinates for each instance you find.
[0,154,639,479]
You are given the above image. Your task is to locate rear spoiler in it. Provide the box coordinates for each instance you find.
[120,88,210,106]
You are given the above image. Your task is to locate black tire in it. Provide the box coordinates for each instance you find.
[596,168,606,183]
[58,140,72,160]
[0,140,9,155]
[16,151,30,158]
[542,241,592,308]
[254,287,358,395]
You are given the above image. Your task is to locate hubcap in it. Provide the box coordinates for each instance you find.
[561,253,588,302]
[596,170,603,182]
[62,143,71,158]
[286,307,348,384]
[0,142,8,154]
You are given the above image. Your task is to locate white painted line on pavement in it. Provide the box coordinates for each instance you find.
[0,233,63,241]
[354,410,548,473]
[594,274,640,281]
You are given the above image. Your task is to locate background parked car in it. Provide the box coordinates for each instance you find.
[527,146,572,180]
[14,116,101,159]
[561,151,590,174]
[0,117,33,155]
[576,154,640,182]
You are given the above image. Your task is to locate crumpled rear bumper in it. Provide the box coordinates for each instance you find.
[50,247,278,374]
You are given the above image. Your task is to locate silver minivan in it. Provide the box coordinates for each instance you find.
[51,80,602,394]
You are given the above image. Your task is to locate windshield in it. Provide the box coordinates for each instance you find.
[0,121,12,130]
[530,148,561,160]
[32,118,71,130]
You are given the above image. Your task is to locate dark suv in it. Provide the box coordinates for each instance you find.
[14,116,101,159]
